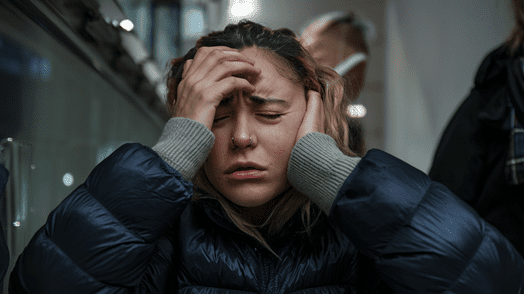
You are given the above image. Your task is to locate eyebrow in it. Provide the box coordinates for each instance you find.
[249,95,289,106]
[218,95,289,107]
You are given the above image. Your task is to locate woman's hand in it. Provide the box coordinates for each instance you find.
[296,90,325,143]
[174,46,261,129]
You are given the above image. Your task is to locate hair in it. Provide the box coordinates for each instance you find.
[507,0,524,56]
[165,20,358,256]
[329,14,369,55]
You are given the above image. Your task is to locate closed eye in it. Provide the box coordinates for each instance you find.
[214,113,282,123]
[213,116,229,123]
[259,114,283,120]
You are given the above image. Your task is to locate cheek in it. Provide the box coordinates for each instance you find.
[204,132,229,172]
[265,118,302,159]
[273,149,286,156]
[272,140,295,163]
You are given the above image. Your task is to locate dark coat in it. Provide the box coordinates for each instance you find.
[429,44,524,256]
[0,165,9,292]
[9,143,524,293]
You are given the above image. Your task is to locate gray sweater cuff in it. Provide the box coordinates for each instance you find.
[288,132,361,215]
[152,117,215,181]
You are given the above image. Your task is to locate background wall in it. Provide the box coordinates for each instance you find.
[385,0,513,172]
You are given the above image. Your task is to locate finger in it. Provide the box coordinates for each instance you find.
[306,90,325,128]
[176,77,256,128]
[185,47,241,78]
[205,59,261,82]
[219,51,256,66]
[180,60,260,102]
[176,74,256,114]
[298,90,325,139]
[186,48,257,81]
[181,59,192,79]
[198,76,257,105]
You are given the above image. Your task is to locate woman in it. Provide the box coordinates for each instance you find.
[9,21,524,293]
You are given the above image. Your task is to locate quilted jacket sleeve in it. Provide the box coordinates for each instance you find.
[9,143,193,293]
[288,132,524,294]
[332,149,524,293]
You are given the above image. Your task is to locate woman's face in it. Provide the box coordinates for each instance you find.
[203,47,307,208]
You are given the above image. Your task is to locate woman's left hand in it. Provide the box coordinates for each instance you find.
[296,90,325,143]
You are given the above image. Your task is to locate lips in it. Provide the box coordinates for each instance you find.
[225,162,266,174]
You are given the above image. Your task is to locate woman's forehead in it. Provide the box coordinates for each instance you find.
[241,47,297,78]
[241,48,303,99]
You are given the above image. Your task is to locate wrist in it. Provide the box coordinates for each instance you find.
[152,117,215,181]
[288,132,361,215]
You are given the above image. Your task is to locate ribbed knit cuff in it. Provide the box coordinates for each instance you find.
[288,132,361,215]
[152,117,215,181]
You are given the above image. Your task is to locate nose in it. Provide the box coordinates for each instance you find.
[231,113,255,149]
[230,93,256,149]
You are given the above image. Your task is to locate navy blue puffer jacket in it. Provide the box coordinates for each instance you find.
[8,143,524,293]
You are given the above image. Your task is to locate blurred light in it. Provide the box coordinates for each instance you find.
[183,7,206,39]
[347,104,367,118]
[142,61,161,84]
[29,57,51,80]
[97,145,116,164]
[29,57,39,78]
[13,221,20,227]
[62,172,74,187]
[156,83,167,104]
[121,32,149,64]
[120,19,134,31]
[229,0,259,21]
[41,57,51,80]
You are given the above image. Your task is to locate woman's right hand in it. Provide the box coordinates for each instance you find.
[174,46,261,130]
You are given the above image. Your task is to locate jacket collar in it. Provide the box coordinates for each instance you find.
[191,189,328,250]
[476,44,524,128]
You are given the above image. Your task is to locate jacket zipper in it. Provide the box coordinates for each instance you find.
[255,245,273,294]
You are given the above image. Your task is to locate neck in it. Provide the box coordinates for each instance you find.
[237,195,280,226]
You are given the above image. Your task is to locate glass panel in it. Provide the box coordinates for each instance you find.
[0,4,165,288]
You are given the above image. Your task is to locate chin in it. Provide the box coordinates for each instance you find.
[219,184,286,208]
[224,190,278,208]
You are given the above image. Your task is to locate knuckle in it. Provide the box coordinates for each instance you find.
[198,46,212,53]
[209,48,223,58]
[200,87,212,98]
[192,80,205,92]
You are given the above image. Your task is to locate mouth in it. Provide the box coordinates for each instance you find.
[229,169,265,180]
[226,162,266,174]
[225,162,267,180]
[233,167,260,172]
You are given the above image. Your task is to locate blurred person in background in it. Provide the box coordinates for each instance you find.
[429,0,524,257]
[8,20,524,293]
[299,11,374,156]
